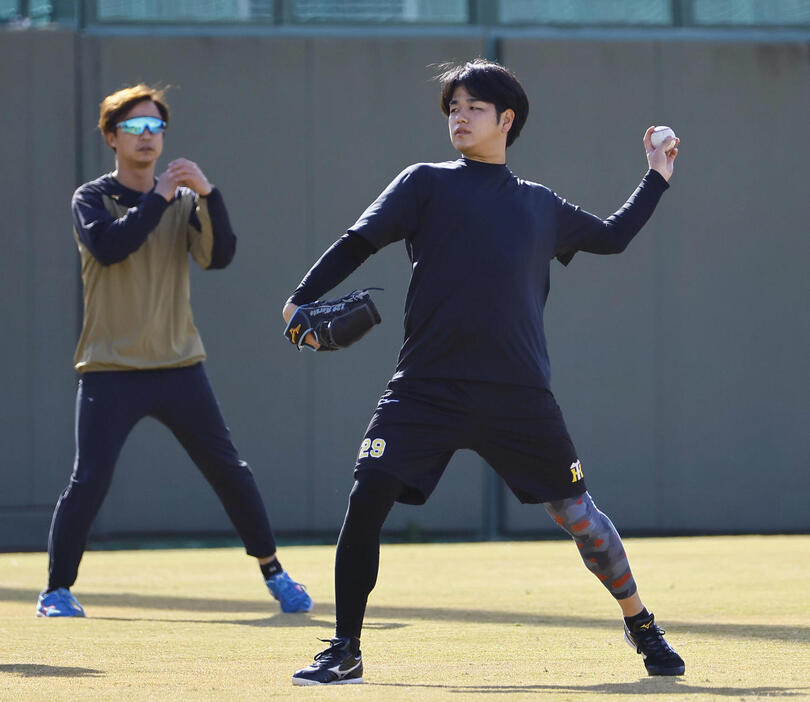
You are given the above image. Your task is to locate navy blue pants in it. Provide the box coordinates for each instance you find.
[47,363,276,589]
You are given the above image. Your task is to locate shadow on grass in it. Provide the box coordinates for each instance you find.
[0,663,104,678]
[93,615,408,631]
[3,587,809,643]
[369,679,810,697]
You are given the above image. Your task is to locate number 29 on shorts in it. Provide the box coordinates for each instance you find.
[358,437,386,459]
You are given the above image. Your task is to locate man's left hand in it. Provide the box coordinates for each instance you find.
[166,158,213,196]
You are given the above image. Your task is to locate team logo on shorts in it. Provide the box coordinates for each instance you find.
[570,460,583,483]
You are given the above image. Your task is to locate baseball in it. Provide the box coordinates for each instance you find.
[651,125,677,152]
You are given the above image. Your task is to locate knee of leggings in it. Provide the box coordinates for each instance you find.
[63,473,112,507]
[545,493,597,539]
[346,470,402,521]
[201,458,255,487]
[545,493,628,556]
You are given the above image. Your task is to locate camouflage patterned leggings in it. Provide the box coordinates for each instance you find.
[544,491,637,600]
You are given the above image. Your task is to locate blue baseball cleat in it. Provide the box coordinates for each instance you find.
[36,588,86,618]
[266,571,313,613]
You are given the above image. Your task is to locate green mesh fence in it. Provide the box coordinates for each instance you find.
[499,0,672,25]
[693,0,810,26]
[3,0,810,28]
[291,0,467,23]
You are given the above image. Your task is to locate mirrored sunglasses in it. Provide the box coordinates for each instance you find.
[115,116,167,135]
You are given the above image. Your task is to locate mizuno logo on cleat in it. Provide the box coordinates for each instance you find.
[329,658,362,679]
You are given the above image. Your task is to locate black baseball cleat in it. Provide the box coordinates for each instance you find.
[292,636,363,685]
[624,612,685,676]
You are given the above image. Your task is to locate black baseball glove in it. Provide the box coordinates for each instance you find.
[284,288,382,351]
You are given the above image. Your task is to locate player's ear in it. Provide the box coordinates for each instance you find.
[104,130,117,152]
[500,108,515,134]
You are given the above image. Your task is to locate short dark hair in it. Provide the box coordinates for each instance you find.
[437,59,529,147]
[98,83,170,135]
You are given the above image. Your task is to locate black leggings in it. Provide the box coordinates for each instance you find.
[335,470,403,638]
[48,364,276,589]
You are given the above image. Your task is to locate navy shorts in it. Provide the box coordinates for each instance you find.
[354,378,586,505]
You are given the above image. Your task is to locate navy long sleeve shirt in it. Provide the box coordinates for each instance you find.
[291,158,668,389]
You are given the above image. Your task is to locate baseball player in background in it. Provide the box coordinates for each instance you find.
[37,84,312,618]
[283,59,683,685]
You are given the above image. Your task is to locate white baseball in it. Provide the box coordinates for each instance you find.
[651,126,677,152]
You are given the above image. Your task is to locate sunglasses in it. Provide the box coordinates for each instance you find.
[115,116,167,135]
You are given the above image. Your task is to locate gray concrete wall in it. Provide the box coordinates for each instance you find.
[501,39,810,534]
[0,30,80,550]
[0,29,807,550]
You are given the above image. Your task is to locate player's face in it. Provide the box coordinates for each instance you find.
[447,85,512,161]
[105,100,164,167]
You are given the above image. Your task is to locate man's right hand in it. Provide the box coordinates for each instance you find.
[644,125,679,182]
[154,168,181,202]
[283,301,320,349]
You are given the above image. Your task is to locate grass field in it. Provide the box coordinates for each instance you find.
[2,536,809,701]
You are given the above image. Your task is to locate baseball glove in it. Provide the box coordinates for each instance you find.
[284,288,382,351]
